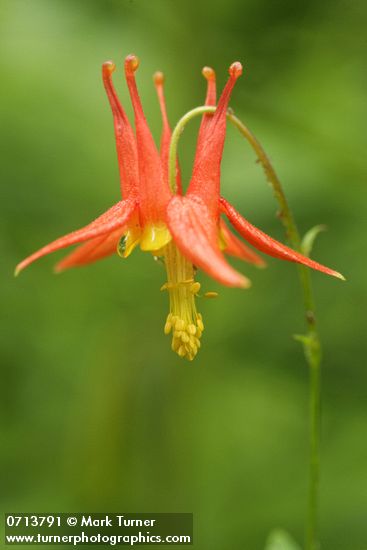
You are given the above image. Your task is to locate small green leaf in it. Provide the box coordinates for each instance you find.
[293,334,312,346]
[264,529,302,550]
[301,225,327,257]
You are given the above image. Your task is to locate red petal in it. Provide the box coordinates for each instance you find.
[125,55,171,223]
[102,62,139,199]
[15,199,136,275]
[55,227,124,272]
[187,62,242,216]
[153,71,182,193]
[220,219,266,267]
[167,195,250,288]
[221,197,345,280]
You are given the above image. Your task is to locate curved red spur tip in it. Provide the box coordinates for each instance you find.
[202,66,215,81]
[229,61,243,79]
[153,71,168,125]
[202,66,216,106]
[153,71,164,86]
[102,60,116,77]
[125,54,139,74]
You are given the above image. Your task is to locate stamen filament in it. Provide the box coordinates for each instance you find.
[162,242,204,361]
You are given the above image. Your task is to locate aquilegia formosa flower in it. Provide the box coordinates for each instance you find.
[16,54,344,360]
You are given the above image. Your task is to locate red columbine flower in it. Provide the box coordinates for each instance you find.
[16,55,343,360]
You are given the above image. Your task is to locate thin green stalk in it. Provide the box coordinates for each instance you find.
[169,106,213,193]
[229,113,321,550]
[169,105,321,550]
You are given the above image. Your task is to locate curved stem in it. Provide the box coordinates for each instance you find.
[169,106,211,193]
[227,112,321,550]
[169,105,321,550]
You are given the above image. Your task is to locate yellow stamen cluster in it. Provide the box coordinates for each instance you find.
[162,242,204,361]
[164,312,204,360]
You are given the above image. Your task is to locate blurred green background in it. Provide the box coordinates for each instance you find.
[1,0,366,548]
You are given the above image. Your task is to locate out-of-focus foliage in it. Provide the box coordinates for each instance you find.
[265,529,302,550]
[1,1,366,548]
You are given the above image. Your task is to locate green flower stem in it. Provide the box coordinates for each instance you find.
[168,106,212,193]
[169,105,321,550]
[229,112,321,550]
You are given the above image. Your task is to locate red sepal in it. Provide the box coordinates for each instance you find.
[221,197,344,280]
[55,228,124,272]
[15,199,136,275]
[220,219,266,267]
